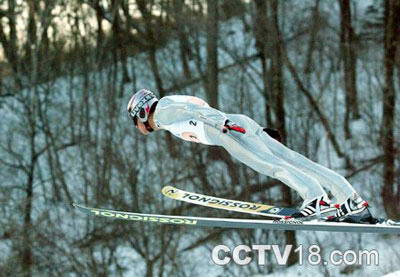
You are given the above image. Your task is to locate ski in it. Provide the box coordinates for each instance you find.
[162,185,317,218]
[73,204,400,234]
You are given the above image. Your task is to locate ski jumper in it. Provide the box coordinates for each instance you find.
[153,95,356,203]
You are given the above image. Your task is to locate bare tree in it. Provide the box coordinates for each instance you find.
[303,0,321,75]
[339,0,360,139]
[253,0,298,266]
[172,0,193,79]
[206,0,219,108]
[381,0,400,220]
[254,0,272,126]
[269,0,298,265]
[0,0,22,89]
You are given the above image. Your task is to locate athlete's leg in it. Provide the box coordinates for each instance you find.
[258,125,356,203]
[204,114,327,202]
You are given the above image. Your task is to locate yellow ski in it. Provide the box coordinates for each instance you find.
[161,185,298,218]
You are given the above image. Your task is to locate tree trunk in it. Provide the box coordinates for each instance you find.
[22,163,34,277]
[254,0,272,126]
[173,0,192,79]
[381,0,400,220]
[0,0,22,88]
[94,0,105,63]
[339,0,360,139]
[25,0,37,76]
[111,0,130,84]
[206,0,219,108]
[304,0,320,75]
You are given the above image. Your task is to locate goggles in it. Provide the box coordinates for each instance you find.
[131,106,149,126]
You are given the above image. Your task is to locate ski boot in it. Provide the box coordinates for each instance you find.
[326,193,377,224]
[284,195,334,221]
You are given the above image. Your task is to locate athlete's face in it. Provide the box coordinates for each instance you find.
[136,120,150,135]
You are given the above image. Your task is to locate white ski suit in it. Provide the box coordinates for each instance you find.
[153,95,356,203]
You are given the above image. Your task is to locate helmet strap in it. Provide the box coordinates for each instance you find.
[143,101,158,133]
[144,121,154,132]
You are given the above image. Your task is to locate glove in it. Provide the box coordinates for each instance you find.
[263,127,282,142]
[223,120,246,134]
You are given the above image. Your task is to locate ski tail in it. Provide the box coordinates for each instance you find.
[161,185,298,218]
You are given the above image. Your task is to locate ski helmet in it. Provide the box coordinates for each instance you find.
[127,89,158,127]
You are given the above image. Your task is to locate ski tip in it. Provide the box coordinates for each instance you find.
[161,185,177,195]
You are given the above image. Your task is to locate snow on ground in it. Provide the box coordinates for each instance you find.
[383,271,400,277]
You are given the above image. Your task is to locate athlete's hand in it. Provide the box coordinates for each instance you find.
[223,120,246,134]
[263,127,282,142]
